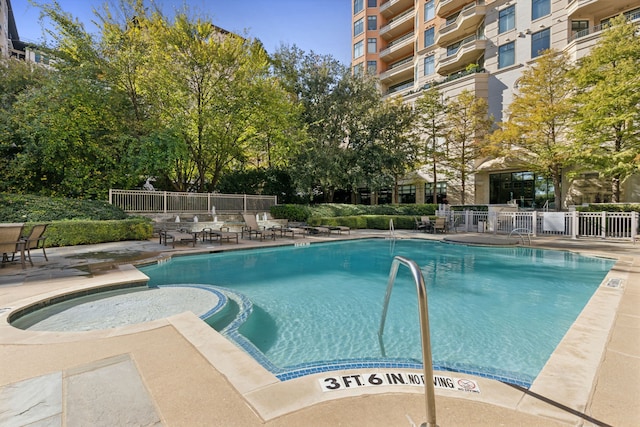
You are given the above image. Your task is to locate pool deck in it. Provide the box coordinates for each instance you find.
[0,230,638,426]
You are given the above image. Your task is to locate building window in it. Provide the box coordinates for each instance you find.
[354,0,364,15]
[367,60,377,74]
[354,40,364,58]
[531,28,550,58]
[425,182,447,204]
[498,41,515,68]
[424,0,434,21]
[571,20,589,38]
[368,16,377,30]
[368,37,377,53]
[353,62,364,75]
[354,18,364,36]
[398,185,416,204]
[368,0,377,7]
[498,6,515,34]
[424,55,434,76]
[424,27,435,48]
[446,40,462,57]
[532,0,550,20]
[490,172,553,208]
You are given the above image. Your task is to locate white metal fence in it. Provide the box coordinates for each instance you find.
[109,189,278,213]
[448,210,639,241]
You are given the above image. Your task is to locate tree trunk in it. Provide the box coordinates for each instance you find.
[612,176,620,203]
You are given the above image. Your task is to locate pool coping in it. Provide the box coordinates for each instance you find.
[0,235,635,425]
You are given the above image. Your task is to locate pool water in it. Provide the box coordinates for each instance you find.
[141,239,614,386]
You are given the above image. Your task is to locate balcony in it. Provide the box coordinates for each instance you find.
[379,32,415,62]
[380,8,415,40]
[436,36,486,75]
[380,0,414,19]
[435,0,473,18]
[379,56,415,86]
[567,0,631,19]
[436,2,486,47]
[565,10,640,60]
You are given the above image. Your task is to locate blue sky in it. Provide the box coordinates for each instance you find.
[11,0,352,65]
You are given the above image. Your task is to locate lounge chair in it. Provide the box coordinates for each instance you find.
[159,229,198,247]
[202,227,239,244]
[0,223,27,269]
[241,213,277,240]
[323,225,350,235]
[20,224,49,264]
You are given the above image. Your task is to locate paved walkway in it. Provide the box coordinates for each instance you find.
[0,230,638,426]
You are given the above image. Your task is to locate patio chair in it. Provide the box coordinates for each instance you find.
[415,217,432,233]
[20,224,49,265]
[433,217,447,234]
[241,213,277,240]
[0,223,27,269]
[421,216,434,233]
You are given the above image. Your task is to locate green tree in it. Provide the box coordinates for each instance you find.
[415,86,447,202]
[11,67,139,198]
[570,15,640,202]
[490,50,574,210]
[443,90,493,205]
[0,58,49,192]
[139,12,297,191]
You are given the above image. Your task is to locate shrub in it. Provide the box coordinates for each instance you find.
[43,218,153,247]
[575,204,640,213]
[308,215,418,230]
[270,204,312,222]
[0,193,127,222]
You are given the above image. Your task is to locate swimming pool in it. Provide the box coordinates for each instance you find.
[140,239,614,387]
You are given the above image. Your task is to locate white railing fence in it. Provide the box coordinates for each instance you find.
[109,189,277,214]
[448,210,639,241]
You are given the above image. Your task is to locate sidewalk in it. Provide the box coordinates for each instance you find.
[0,231,638,426]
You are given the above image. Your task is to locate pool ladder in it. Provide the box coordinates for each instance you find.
[379,256,437,427]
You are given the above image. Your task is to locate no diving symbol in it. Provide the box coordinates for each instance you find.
[457,379,477,391]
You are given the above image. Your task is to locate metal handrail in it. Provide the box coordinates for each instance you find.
[378,256,437,427]
[509,228,532,246]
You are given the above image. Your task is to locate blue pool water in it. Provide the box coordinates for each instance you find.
[140,239,614,386]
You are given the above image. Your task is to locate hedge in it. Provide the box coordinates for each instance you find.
[307,215,420,230]
[271,203,437,222]
[26,218,153,247]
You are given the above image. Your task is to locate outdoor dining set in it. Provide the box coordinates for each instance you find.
[0,223,48,269]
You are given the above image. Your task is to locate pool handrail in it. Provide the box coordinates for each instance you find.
[378,256,437,427]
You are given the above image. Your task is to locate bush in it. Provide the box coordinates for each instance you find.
[308,215,418,230]
[43,218,153,247]
[271,203,437,221]
[270,204,312,222]
[575,203,640,213]
[0,193,127,222]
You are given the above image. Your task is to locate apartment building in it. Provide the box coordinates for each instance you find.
[352,0,640,208]
[1,0,52,64]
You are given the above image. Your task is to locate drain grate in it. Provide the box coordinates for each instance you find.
[605,278,623,288]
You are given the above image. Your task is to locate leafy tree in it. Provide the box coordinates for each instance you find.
[354,97,419,202]
[10,67,139,198]
[442,90,492,205]
[136,12,298,191]
[0,58,49,192]
[415,86,447,202]
[490,50,574,210]
[570,15,640,202]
